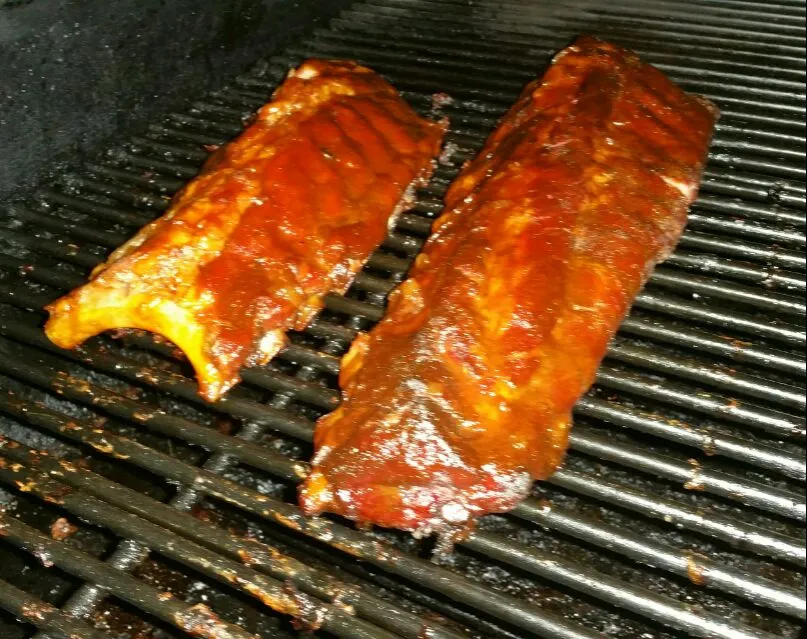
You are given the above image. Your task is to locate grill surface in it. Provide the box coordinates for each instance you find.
[0,1,805,638]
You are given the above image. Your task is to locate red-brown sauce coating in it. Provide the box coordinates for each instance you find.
[44,60,446,400]
[300,37,718,535]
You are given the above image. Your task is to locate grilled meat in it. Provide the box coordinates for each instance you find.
[300,36,718,535]
[44,59,446,401]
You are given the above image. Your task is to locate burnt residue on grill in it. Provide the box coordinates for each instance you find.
[0,0,805,638]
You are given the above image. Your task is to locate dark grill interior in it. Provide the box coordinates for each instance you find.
[0,1,804,638]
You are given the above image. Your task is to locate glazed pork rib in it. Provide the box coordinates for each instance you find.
[45,59,446,402]
[300,36,719,535]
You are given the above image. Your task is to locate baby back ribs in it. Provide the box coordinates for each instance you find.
[44,60,446,401]
[300,36,718,535]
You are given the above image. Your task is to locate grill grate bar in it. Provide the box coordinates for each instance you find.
[289,37,806,96]
[0,508,258,639]
[1,386,802,577]
[0,578,110,639]
[4,330,802,519]
[668,234,804,271]
[309,28,806,81]
[326,21,806,78]
[39,170,803,277]
[0,382,300,482]
[337,8,806,61]
[689,195,804,227]
[1,305,802,482]
[262,52,807,128]
[165,113,242,138]
[1,392,800,639]
[569,425,805,520]
[575,395,806,480]
[664,253,804,293]
[55,144,807,231]
[60,176,168,212]
[0,452,413,639]
[11,206,129,247]
[6,188,804,362]
[0,228,101,269]
[595,364,804,440]
[0,234,104,269]
[632,291,804,346]
[606,338,804,409]
[698,173,806,210]
[320,289,807,347]
[547,467,805,565]
[370,0,807,20]
[0,403,608,639]
[650,266,807,317]
[0,256,83,291]
[2,268,802,452]
[86,163,186,195]
[189,101,253,120]
[110,150,200,180]
[619,313,805,377]
[0,334,316,444]
[351,1,806,46]
[649,267,804,316]
[684,214,805,248]
[460,533,788,639]
[377,0,807,25]
[15,208,805,295]
[1,245,803,451]
[128,137,210,163]
[36,191,153,227]
[0,441,467,639]
[509,500,804,595]
[146,124,225,148]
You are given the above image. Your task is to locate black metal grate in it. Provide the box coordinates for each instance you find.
[0,1,804,638]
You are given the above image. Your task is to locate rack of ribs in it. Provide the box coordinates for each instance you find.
[300,36,719,536]
[44,59,446,402]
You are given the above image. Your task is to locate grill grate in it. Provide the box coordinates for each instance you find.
[0,1,805,638]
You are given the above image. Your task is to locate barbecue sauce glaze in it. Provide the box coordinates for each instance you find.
[301,37,718,536]
[44,60,446,401]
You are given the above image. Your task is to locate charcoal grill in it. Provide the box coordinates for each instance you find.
[0,1,805,638]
